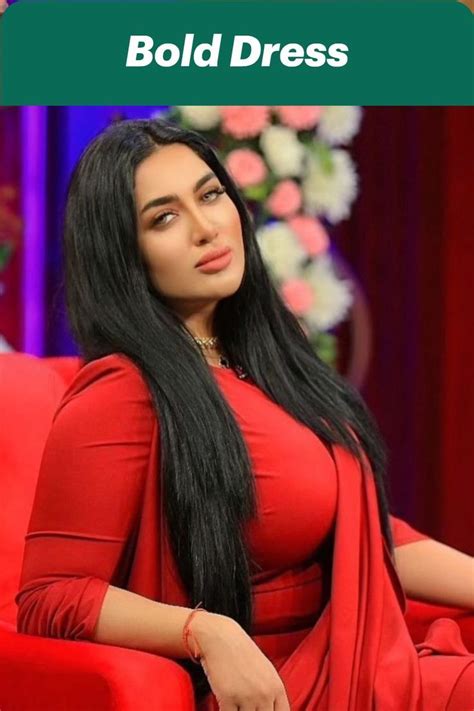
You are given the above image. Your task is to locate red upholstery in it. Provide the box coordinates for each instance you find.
[0,353,472,709]
[43,355,84,388]
[0,620,195,711]
[0,354,66,626]
[0,353,195,711]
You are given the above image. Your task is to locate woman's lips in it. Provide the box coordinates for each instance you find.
[196,250,233,273]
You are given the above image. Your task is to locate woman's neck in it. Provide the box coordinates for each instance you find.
[170,305,226,367]
[172,300,218,342]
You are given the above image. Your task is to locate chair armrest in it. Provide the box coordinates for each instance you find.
[0,622,196,711]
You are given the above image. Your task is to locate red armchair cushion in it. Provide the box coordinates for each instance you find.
[0,354,67,626]
[0,621,195,711]
[43,356,83,388]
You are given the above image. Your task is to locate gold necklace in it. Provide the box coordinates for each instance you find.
[192,336,229,368]
[193,336,219,350]
[192,336,247,378]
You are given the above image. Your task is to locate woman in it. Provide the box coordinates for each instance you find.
[17,119,473,710]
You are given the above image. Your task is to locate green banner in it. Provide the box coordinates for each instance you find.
[1,1,473,105]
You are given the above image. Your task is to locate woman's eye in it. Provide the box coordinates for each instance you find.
[202,186,226,202]
[149,187,226,228]
[151,211,175,228]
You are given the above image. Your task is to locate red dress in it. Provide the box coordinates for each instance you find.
[17,354,473,709]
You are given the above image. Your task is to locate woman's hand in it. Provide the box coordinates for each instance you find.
[191,612,291,711]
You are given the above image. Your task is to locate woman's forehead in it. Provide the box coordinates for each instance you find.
[135,143,210,197]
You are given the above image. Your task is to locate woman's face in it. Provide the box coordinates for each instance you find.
[135,143,245,315]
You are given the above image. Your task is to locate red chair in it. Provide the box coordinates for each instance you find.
[0,353,472,710]
[0,353,195,711]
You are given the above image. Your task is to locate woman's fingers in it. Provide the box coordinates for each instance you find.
[274,689,291,711]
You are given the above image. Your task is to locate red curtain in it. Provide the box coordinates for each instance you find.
[0,107,23,350]
[335,107,473,554]
[439,108,474,554]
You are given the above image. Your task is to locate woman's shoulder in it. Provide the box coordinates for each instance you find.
[74,352,146,386]
[56,353,154,421]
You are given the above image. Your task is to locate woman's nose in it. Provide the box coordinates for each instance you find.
[189,206,218,242]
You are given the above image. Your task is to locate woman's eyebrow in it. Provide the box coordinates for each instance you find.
[140,171,217,215]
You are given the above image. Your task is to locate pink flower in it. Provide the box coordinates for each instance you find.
[266,180,302,218]
[276,106,323,131]
[220,106,270,139]
[225,149,268,188]
[281,279,314,316]
[288,215,329,257]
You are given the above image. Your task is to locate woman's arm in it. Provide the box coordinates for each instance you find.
[93,584,213,658]
[16,355,227,658]
[95,584,291,711]
[16,357,291,709]
[394,538,474,610]
[16,356,156,639]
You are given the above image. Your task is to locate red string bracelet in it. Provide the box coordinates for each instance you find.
[183,601,206,664]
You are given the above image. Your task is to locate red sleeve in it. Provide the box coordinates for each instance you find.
[390,514,431,547]
[16,354,156,641]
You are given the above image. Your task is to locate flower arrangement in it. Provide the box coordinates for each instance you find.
[161,105,363,367]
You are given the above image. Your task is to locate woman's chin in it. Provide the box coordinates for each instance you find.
[201,286,240,302]
[198,273,243,300]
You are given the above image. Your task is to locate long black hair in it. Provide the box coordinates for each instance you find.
[64,117,392,698]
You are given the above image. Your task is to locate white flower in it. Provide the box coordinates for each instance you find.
[259,125,305,178]
[303,255,353,331]
[302,149,358,224]
[317,106,363,146]
[177,106,221,130]
[257,221,306,281]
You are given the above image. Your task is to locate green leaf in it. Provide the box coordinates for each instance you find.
[308,141,335,175]
[311,331,338,367]
[0,243,13,272]
[242,183,271,202]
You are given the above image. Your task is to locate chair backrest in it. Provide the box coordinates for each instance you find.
[0,354,82,625]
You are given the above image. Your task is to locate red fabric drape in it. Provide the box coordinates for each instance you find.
[0,107,23,350]
[335,107,474,554]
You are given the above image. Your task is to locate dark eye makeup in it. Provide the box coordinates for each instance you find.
[150,185,227,229]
